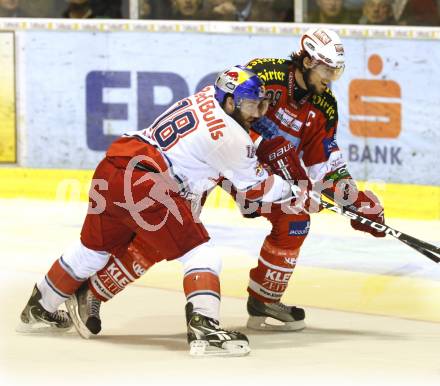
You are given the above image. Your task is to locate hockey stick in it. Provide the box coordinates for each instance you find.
[276,168,438,262]
[398,237,440,263]
[319,199,440,264]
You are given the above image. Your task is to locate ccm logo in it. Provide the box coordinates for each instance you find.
[268,142,293,161]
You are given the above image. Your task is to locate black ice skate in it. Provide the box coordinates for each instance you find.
[247,296,306,331]
[17,284,73,333]
[65,282,102,339]
[185,302,250,357]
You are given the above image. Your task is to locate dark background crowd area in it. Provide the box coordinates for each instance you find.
[0,1,439,26]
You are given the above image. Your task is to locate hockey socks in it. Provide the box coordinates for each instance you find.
[38,257,85,313]
[36,241,111,312]
[183,269,221,321]
[88,241,154,301]
[248,239,299,303]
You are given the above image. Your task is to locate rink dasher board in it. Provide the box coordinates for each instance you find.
[0,167,439,220]
[0,21,439,185]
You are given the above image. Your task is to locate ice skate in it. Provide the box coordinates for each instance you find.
[17,284,73,333]
[65,282,102,339]
[185,302,250,357]
[247,296,306,331]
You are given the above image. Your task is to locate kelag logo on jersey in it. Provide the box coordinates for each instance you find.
[288,221,310,236]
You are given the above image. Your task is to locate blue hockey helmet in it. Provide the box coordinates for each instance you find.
[214,65,265,106]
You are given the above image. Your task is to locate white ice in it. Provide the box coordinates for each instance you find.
[0,198,439,386]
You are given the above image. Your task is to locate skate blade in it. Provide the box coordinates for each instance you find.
[189,340,251,357]
[65,295,93,340]
[247,316,306,331]
[15,321,72,334]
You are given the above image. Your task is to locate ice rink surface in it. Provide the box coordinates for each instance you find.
[1,199,439,386]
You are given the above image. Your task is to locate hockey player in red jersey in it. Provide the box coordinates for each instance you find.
[18,65,310,356]
[240,26,386,330]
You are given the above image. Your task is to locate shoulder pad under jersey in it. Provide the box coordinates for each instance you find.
[245,58,290,87]
[310,88,338,131]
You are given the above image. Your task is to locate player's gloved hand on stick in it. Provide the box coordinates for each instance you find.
[252,116,280,139]
[350,190,386,238]
[256,136,310,187]
[256,136,320,213]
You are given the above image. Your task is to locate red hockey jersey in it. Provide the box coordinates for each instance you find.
[247,58,349,184]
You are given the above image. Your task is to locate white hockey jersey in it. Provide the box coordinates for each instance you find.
[114,86,291,203]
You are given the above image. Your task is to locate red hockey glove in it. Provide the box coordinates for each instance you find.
[256,136,321,214]
[350,190,386,238]
[256,136,311,188]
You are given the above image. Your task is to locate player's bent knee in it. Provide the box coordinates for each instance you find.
[62,240,110,279]
[178,241,222,276]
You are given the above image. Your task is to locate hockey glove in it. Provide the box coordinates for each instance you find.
[256,137,320,213]
[256,136,310,187]
[350,190,386,238]
[252,116,280,140]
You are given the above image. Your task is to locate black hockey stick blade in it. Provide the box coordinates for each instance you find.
[320,200,440,263]
[399,238,440,263]
[397,232,440,255]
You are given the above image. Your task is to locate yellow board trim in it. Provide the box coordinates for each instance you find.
[0,168,94,201]
[0,167,439,220]
[0,32,16,163]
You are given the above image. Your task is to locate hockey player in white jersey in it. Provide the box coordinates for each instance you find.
[19,66,311,356]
